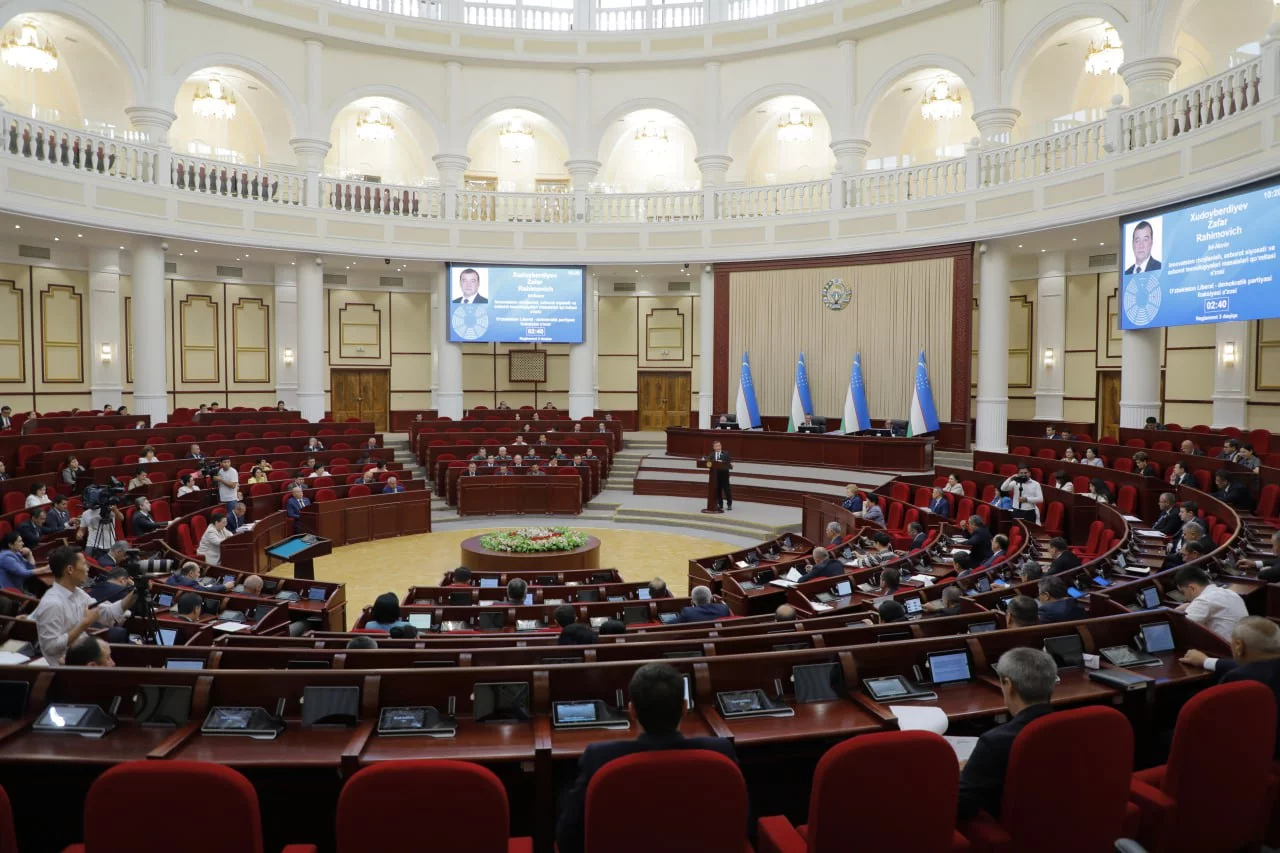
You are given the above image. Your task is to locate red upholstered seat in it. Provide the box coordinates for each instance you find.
[758,730,968,853]
[249,483,273,497]
[1128,681,1277,853]
[314,488,337,502]
[1,493,23,514]
[960,706,1138,853]
[190,514,208,542]
[63,760,315,853]
[336,760,531,853]
[348,484,371,497]
[1041,502,1064,536]
[585,750,752,853]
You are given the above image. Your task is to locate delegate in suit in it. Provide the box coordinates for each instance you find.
[1124,220,1162,275]
[1180,616,1280,757]
[451,268,488,303]
[707,440,733,511]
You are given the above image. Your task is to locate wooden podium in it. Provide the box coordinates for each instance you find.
[263,533,333,581]
[696,457,728,514]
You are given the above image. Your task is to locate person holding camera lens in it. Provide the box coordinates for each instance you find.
[1000,464,1043,523]
[33,546,135,666]
[213,457,239,515]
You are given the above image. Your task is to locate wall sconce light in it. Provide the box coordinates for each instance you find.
[282,348,295,367]
[1223,342,1237,366]
[1042,347,1055,368]
[99,343,113,364]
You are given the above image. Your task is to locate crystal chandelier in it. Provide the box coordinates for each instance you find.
[1,19,58,74]
[776,107,814,143]
[920,77,962,122]
[499,117,535,152]
[355,106,395,142]
[192,77,237,121]
[635,121,669,154]
[1084,25,1124,76]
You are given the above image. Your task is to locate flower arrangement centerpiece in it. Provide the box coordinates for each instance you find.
[479,527,589,553]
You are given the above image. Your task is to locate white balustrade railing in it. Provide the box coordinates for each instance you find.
[595,0,704,29]
[321,177,444,217]
[845,159,966,208]
[456,190,575,223]
[716,179,830,219]
[1119,58,1262,153]
[332,0,440,16]
[587,191,702,223]
[463,0,573,29]
[3,111,159,183]
[170,154,306,205]
[978,120,1106,187]
[726,0,822,21]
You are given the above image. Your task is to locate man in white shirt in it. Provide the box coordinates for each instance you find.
[1000,464,1043,523]
[1174,565,1246,642]
[77,504,123,559]
[33,546,135,665]
[213,456,239,514]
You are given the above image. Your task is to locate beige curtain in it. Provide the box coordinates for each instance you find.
[727,258,954,421]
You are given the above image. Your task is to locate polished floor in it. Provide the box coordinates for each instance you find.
[271,527,740,628]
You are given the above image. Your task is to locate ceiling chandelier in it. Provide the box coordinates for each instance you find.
[920,77,962,122]
[635,121,669,154]
[499,117,535,152]
[1,18,58,74]
[776,107,814,143]
[192,77,237,121]
[1084,25,1124,76]
[355,106,395,142]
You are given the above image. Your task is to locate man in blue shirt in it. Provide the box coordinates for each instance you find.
[0,532,37,592]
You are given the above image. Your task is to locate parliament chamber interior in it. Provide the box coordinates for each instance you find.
[1,0,1280,849]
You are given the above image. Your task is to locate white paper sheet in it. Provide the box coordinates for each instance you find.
[888,704,948,735]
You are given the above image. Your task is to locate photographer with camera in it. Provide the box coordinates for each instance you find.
[33,546,135,666]
[76,484,125,560]
[213,457,239,514]
[1000,464,1043,523]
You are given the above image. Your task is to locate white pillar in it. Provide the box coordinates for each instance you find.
[124,0,174,182]
[569,274,596,419]
[1212,322,1249,429]
[698,265,715,428]
[274,264,299,409]
[1119,57,1181,106]
[590,277,599,411]
[1119,329,1162,429]
[1033,251,1066,422]
[131,238,168,424]
[432,272,464,419]
[295,257,326,422]
[88,248,123,411]
[975,243,1010,453]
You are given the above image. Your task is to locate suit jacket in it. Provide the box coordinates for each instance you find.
[1135,465,1158,478]
[165,574,231,593]
[15,521,42,549]
[1215,482,1254,511]
[1152,509,1182,536]
[226,512,247,534]
[285,496,310,532]
[911,532,927,551]
[964,527,993,564]
[981,551,1005,569]
[708,450,732,481]
[85,579,130,604]
[797,559,845,583]
[1259,558,1280,583]
[131,511,161,538]
[928,497,951,518]
[677,601,732,623]
[1169,473,1194,487]
[1038,597,1086,624]
[1217,658,1280,757]
[1124,258,1162,274]
[957,704,1054,819]
[44,507,70,532]
[841,495,863,513]
[452,295,488,304]
[1048,550,1082,575]
[556,732,740,853]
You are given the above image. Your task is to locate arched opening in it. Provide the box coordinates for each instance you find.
[0,13,135,136]
[464,108,570,193]
[725,95,833,186]
[169,67,293,168]
[596,109,698,194]
[325,96,438,187]
[1012,18,1126,141]
[865,69,975,170]
[1172,0,1274,89]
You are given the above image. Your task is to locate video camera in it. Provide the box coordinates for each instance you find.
[116,548,178,595]
[82,480,126,512]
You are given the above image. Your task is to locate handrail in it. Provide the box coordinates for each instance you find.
[844,158,965,207]
[456,189,576,223]
[321,176,445,218]
[716,179,830,219]
[3,112,159,184]
[978,120,1106,188]
[1118,58,1263,153]
[170,153,306,206]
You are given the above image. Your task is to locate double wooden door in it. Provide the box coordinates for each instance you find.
[638,372,691,431]
[332,369,389,432]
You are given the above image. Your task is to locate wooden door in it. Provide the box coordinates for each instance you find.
[1097,371,1120,440]
[331,369,389,432]
[638,373,690,431]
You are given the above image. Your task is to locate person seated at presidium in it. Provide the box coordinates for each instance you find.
[678,585,731,623]
[556,663,740,853]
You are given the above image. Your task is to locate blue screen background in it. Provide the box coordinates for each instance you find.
[448,265,585,344]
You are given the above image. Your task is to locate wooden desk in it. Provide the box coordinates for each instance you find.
[665,428,935,472]
[301,491,431,545]
[458,477,582,516]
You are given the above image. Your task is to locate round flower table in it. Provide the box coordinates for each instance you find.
[459,534,601,572]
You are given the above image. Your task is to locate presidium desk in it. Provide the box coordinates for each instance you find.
[665,428,936,472]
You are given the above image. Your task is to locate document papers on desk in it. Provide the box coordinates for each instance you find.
[769,579,798,588]
[212,621,251,633]
[810,601,833,611]
[943,736,980,763]
[889,705,948,735]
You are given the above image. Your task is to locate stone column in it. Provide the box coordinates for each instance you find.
[971,108,1021,144]
[88,248,123,411]
[1212,322,1249,429]
[290,138,331,209]
[975,243,1010,453]
[566,68,600,221]
[1118,57,1181,106]
[698,265,715,428]
[295,257,326,422]
[432,271,464,419]
[125,0,174,183]
[1033,251,1066,422]
[274,263,299,409]
[130,238,168,425]
[568,273,596,419]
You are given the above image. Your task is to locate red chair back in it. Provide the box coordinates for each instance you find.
[348,484,371,497]
[806,731,959,853]
[584,750,749,853]
[78,760,266,853]
[315,488,337,502]
[336,760,523,853]
[1001,706,1134,852]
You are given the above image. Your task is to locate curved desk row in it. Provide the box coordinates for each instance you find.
[457,476,582,516]
[665,427,935,472]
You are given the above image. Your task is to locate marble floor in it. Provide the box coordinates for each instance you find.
[270,526,741,628]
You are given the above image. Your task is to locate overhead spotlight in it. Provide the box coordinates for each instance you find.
[12,225,19,229]
[53,237,59,241]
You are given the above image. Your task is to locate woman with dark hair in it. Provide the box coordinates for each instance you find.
[879,566,902,595]
[1083,478,1112,504]
[1052,470,1073,492]
[25,482,50,509]
[177,473,200,497]
[366,592,410,631]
